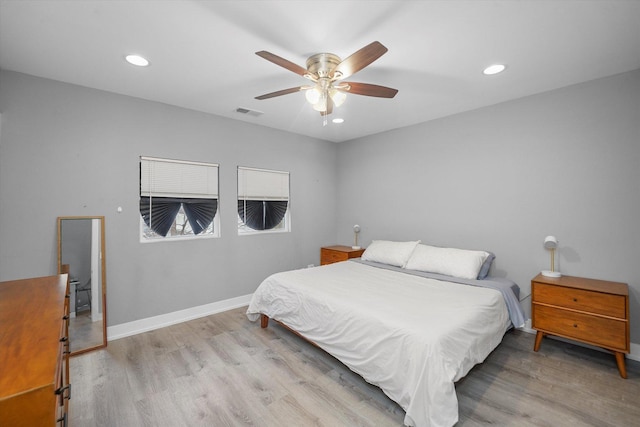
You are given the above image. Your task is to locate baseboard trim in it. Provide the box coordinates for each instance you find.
[107,294,253,341]
[520,318,640,362]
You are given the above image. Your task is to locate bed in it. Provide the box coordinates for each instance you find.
[246,241,525,427]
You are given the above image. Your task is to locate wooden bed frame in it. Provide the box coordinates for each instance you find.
[260,313,322,349]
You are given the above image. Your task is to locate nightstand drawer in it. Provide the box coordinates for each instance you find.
[534,304,627,351]
[533,283,626,318]
[321,250,348,265]
[320,246,365,266]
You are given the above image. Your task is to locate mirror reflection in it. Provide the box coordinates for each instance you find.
[57,216,107,355]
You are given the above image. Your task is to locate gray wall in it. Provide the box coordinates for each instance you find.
[2,68,639,347]
[336,69,640,344]
[0,70,339,326]
[60,218,92,286]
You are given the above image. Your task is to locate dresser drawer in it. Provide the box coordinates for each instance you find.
[533,304,627,351]
[533,282,626,318]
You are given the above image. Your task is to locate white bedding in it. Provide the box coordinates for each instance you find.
[246,261,511,427]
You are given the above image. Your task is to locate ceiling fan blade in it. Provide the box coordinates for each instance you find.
[331,41,388,80]
[256,51,308,77]
[255,87,303,100]
[342,82,398,98]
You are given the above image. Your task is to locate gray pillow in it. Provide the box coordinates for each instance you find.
[477,252,495,279]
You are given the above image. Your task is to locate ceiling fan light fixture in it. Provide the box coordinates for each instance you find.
[305,87,321,104]
[329,88,347,107]
[312,95,327,112]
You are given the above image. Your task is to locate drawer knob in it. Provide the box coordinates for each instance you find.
[573,298,578,302]
[573,324,578,328]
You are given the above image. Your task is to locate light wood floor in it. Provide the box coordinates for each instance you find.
[69,311,104,353]
[69,307,640,426]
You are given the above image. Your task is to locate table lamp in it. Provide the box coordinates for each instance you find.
[541,235,561,277]
[352,224,361,249]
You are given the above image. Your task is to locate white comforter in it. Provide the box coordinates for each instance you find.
[246,261,511,427]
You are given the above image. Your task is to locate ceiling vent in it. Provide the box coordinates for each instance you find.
[235,107,263,117]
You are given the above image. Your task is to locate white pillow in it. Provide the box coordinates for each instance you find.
[361,240,420,268]
[404,244,489,280]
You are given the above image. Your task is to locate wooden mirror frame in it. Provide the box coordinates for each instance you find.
[57,216,107,355]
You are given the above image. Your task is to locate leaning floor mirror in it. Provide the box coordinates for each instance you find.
[57,216,107,355]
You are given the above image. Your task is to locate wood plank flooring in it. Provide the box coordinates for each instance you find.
[69,311,104,353]
[69,307,640,426]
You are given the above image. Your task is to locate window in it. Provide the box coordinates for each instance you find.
[237,166,290,234]
[140,156,219,241]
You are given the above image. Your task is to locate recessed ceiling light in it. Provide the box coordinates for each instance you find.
[483,64,506,75]
[332,118,344,124]
[125,54,149,67]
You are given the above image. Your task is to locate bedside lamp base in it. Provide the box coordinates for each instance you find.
[541,270,562,278]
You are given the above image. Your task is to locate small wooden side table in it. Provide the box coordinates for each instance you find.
[531,273,630,378]
[320,245,365,266]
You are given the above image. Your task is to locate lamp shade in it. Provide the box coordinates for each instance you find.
[329,88,347,107]
[305,87,321,104]
[543,235,558,249]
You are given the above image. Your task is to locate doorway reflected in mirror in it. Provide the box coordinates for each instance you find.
[58,216,107,355]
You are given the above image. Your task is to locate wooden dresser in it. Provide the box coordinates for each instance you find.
[0,275,71,425]
[531,273,629,378]
[320,245,365,266]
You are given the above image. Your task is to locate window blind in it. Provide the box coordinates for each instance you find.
[237,167,289,201]
[141,156,218,199]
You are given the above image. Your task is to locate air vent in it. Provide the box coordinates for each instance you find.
[235,107,263,117]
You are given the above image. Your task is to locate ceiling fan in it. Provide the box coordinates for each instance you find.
[254,41,398,116]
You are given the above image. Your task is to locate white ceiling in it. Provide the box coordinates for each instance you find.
[1,1,639,143]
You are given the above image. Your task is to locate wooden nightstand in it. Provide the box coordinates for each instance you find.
[531,273,630,378]
[320,245,365,266]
